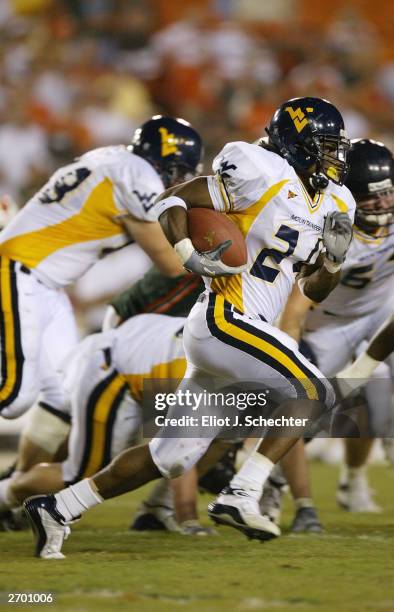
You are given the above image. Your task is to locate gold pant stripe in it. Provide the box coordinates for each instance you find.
[0,256,23,406]
[213,295,319,400]
[82,373,127,478]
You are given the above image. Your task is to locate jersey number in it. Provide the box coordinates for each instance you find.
[250,225,299,283]
[39,167,91,204]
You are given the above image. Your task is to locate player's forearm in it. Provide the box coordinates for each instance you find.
[366,315,394,361]
[335,316,394,393]
[299,261,340,303]
[159,206,189,246]
[278,286,312,342]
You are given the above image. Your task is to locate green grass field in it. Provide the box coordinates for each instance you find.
[0,463,393,612]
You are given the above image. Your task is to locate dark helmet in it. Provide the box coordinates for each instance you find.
[266,97,350,190]
[129,115,203,188]
[346,138,394,231]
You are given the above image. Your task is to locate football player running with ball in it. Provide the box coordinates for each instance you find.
[25,97,355,558]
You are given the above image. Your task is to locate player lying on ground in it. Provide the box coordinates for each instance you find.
[4,313,230,535]
[261,139,394,522]
[0,263,205,529]
[0,117,203,495]
[24,96,355,558]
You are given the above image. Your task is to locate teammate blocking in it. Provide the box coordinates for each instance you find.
[0,116,203,508]
[24,96,355,557]
[0,115,202,420]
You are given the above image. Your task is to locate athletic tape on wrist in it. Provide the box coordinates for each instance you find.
[174,238,195,264]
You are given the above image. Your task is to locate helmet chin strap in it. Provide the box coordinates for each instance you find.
[310,172,329,191]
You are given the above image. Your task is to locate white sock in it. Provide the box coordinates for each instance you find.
[348,466,367,482]
[0,477,13,511]
[54,479,103,522]
[339,463,349,485]
[295,497,314,510]
[229,452,274,500]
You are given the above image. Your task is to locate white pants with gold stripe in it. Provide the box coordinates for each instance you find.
[62,337,141,483]
[149,292,334,479]
[0,256,79,418]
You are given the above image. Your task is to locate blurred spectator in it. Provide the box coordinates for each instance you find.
[0,94,51,202]
[0,0,393,329]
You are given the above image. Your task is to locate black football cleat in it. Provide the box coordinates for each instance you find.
[24,495,72,559]
[131,501,179,532]
[208,487,280,541]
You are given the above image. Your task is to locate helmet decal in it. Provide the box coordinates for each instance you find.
[159,127,179,157]
[130,116,203,188]
[284,106,314,133]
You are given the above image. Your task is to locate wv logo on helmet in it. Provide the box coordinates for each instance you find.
[285,106,314,133]
[159,127,179,157]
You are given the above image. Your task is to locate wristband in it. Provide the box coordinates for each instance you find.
[174,238,195,264]
[323,257,341,274]
[156,195,187,217]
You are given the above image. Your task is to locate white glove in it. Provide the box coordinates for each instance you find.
[323,212,353,263]
[175,238,247,277]
[102,305,121,332]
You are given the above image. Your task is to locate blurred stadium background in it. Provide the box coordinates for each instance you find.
[0,0,393,447]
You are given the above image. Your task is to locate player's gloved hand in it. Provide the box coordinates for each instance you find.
[174,237,247,277]
[322,212,353,264]
[102,305,121,332]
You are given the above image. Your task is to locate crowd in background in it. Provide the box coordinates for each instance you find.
[0,0,394,206]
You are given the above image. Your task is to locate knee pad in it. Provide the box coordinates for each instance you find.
[23,403,70,455]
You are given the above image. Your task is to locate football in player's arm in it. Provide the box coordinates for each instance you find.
[157,179,352,302]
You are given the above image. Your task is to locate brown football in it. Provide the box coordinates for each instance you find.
[187,208,247,267]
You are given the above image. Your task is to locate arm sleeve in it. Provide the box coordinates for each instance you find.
[206,141,278,213]
[110,266,204,320]
[112,160,165,222]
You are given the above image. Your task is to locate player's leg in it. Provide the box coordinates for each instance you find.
[335,305,394,512]
[0,259,42,419]
[23,365,226,557]
[185,295,333,539]
[0,263,46,524]
[15,291,79,473]
[133,439,233,535]
[280,440,323,532]
[337,362,389,513]
[23,296,331,555]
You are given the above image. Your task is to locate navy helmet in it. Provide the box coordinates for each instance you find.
[130,115,203,188]
[346,138,394,231]
[266,97,350,190]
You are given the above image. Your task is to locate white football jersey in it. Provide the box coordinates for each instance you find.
[206,141,356,323]
[111,314,187,402]
[0,146,164,288]
[313,227,394,317]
